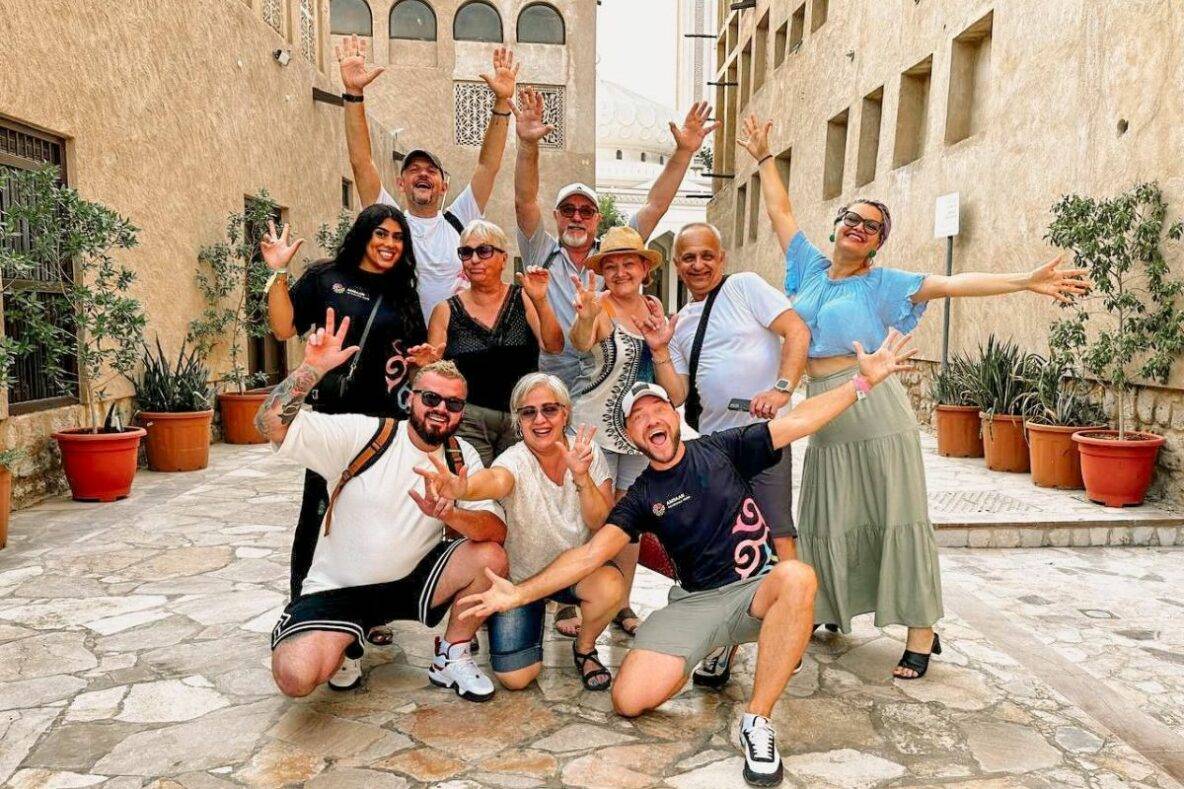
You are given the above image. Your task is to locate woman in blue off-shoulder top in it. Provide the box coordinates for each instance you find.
[739,115,1088,680]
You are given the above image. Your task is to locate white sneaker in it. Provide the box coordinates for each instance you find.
[427,636,495,702]
[328,657,362,691]
[739,714,783,787]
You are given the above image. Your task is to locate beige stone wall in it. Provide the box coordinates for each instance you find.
[709,0,1184,508]
[0,0,402,507]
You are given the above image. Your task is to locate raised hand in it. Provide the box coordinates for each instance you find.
[561,424,597,478]
[260,220,304,272]
[304,308,359,375]
[739,114,773,161]
[512,87,554,143]
[480,46,519,102]
[407,342,444,367]
[413,452,469,501]
[335,34,384,94]
[571,271,604,321]
[408,476,455,521]
[670,101,721,153]
[854,329,917,387]
[458,567,522,620]
[639,296,678,351]
[515,265,550,303]
[1026,254,1089,304]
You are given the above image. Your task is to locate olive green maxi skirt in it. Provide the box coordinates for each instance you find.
[797,366,943,633]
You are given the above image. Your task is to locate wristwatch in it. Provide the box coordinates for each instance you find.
[773,378,792,393]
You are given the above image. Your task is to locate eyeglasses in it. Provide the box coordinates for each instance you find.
[557,204,598,220]
[413,389,466,413]
[457,244,505,261]
[838,212,884,236]
[516,402,565,421]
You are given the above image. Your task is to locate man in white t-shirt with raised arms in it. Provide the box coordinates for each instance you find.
[257,309,508,700]
[336,35,519,323]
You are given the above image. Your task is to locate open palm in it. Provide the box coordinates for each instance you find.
[260,220,304,272]
[459,568,521,620]
[670,101,721,153]
[335,34,384,94]
[513,87,554,143]
[304,308,359,375]
[480,47,519,101]
[739,115,773,161]
[1028,255,1089,304]
[854,328,917,386]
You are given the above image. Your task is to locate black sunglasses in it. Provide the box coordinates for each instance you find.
[516,402,565,421]
[413,389,466,413]
[558,204,598,219]
[457,244,505,261]
[838,211,884,235]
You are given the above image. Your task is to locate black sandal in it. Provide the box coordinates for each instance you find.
[554,605,581,638]
[895,633,942,680]
[366,626,394,646]
[573,644,612,691]
[613,607,640,637]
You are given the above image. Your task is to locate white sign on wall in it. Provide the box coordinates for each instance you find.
[934,192,961,238]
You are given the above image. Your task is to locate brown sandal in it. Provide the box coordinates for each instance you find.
[554,605,581,638]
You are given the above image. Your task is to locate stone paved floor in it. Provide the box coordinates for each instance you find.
[1,443,1183,788]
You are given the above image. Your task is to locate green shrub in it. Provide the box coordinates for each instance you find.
[134,338,212,413]
[971,335,1043,417]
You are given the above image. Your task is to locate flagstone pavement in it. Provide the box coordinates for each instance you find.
[1,441,1183,788]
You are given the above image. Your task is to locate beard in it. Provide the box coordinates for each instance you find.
[635,431,681,464]
[409,409,458,446]
[560,227,591,248]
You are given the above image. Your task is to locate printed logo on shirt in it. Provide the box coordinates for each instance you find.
[651,502,666,517]
[385,339,412,410]
[344,287,372,301]
[732,497,775,580]
[665,493,691,511]
[331,283,346,294]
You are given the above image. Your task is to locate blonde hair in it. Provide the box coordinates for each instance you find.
[509,373,572,437]
[412,360,466,389]
[459,219,510,252]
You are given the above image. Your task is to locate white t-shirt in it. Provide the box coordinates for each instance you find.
[377,184,483,324]
[669,273,794,434]
[491,442,612,583]
[275,411,500,595]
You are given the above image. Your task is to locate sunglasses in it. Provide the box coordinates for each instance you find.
[838,211,884,236]
[457,244,504,261]
[557,204,598,219]
[516,402,565,421]
[413,389,466,413]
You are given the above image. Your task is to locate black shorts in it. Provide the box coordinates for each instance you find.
[270,538,466,651]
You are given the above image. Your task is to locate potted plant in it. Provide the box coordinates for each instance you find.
[189,194,279,444]
[1019,357,1106,489]
[134,338,214,471]
[932,355,983,458]
[0,448,22,549]
[972,335,1042,473]
[1046,182,1184,506]
[0,166,147,502]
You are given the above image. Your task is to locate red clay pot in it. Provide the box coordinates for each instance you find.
[980,413,1030,473]
[53,427,146,502]
[935,404,984,458]
[138,410,214,471]
[218,391,270,445]
[1026,422,1100,490]
[0,466,10,549]
[1073,430,1165,507]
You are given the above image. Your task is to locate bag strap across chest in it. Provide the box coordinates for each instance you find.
[684,275,729,430]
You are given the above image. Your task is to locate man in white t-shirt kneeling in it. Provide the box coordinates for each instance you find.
[257,309,509,701]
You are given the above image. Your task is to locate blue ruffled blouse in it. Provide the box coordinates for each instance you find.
[784,231,929,359]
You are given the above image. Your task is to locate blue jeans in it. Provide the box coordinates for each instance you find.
[539,352,593,395]
[487,586,581,673]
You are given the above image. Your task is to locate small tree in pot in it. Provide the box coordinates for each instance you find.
[1046,182,1184,506]
[932,355,983,458]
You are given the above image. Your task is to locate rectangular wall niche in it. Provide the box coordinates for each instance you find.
[810,0,829,33]
[776,146,793,193]
[893,55,932,168]
[789,4,805,52]
[856,87,883,186]
[823,108,849,200]
[740,40,753,109]
[735,182,748,247]
[946,11,994,144]
[774,19,788,68]
[753,11,770,95]
[748,172,761,243]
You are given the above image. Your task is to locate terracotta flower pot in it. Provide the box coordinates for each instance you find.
[0,466,11,549]
[1073,430,1165,507]
[979,413,1029,473]
[138,410,214,471]
[218,391,271,445]
[53,427,147,502]
[1026,422,1100,490]
[935,404,984,458]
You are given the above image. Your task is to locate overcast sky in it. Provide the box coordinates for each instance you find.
[596,0,678,110]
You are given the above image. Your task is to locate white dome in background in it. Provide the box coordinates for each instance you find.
[597,79,677,157]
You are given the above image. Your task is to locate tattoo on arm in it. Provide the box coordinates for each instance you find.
[254,363,323,441]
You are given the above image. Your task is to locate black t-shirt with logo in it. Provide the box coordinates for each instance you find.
[289,264,426,418]
[608,424,782,592]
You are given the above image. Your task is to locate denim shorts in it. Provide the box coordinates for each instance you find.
[487,586,582,673]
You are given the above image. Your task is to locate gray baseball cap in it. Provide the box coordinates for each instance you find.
[401,149,446,175]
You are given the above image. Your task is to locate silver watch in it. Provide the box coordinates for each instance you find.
[773,378,792,393]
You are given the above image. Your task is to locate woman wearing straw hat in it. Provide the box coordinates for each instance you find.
[562,225,667,639]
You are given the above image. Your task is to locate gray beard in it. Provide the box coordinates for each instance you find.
[561,228,591,248]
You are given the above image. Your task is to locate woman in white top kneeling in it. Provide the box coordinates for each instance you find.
[417,372,624,691]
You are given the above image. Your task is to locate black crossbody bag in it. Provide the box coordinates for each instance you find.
[683,276,728,431]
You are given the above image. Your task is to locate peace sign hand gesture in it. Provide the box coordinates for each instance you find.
[739,114,773,161]
[571,271,604,321]
[413,452,470,501]
[1026,254,1090,304]
[561,424,597,478]
[853,328,918,387]
[304,308,360,375]
[260,220,304,272]
[480,47,520,102]
[335,34,385,94]
[670,101,721,154]
[639,296,678,351]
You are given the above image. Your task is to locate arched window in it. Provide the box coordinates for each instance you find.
[615,150,622,160]
[454,1,502,42]
[390,0,436,41]
[330,0,372,35]
[517,3,564,44]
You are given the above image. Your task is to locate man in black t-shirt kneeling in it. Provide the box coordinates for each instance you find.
[455,330,916,787]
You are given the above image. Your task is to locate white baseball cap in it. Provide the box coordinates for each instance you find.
[555,183,600,208]
[620,382,673,422]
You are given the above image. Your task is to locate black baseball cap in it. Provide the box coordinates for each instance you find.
[401,149,446,175]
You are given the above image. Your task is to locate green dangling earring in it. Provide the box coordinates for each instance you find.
[868,249,877,259]
[829,233,836,242]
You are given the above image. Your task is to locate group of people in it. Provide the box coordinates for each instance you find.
[255,39,1088,787]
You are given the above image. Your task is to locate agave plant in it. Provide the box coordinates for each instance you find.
[134,338,213,413]
[1018,356,1106,427]
[971,335,1044,417]
[932,355,979,407]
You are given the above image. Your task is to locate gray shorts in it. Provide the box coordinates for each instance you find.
[751,445,796,539]
[457,403,518,468]
[632,573,767,670]
[603,447,648,493]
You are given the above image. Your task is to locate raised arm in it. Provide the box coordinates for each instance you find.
[633,102,721,240]
[255,308,358,445]
[336,35,387,206]
[512,87,555,237]
[910,254,1088,304]
[639,299,689,405]
[260,220,305,340]
[767,329,916,449]
[568,271,607,352]
[468,47,519,210]
[561,425,614,531]
[517,265,564,353]
[740,115,799,252]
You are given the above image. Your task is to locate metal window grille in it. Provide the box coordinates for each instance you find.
[299,0,316,61]
[454,82,564,149]
[263,0,284,33]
